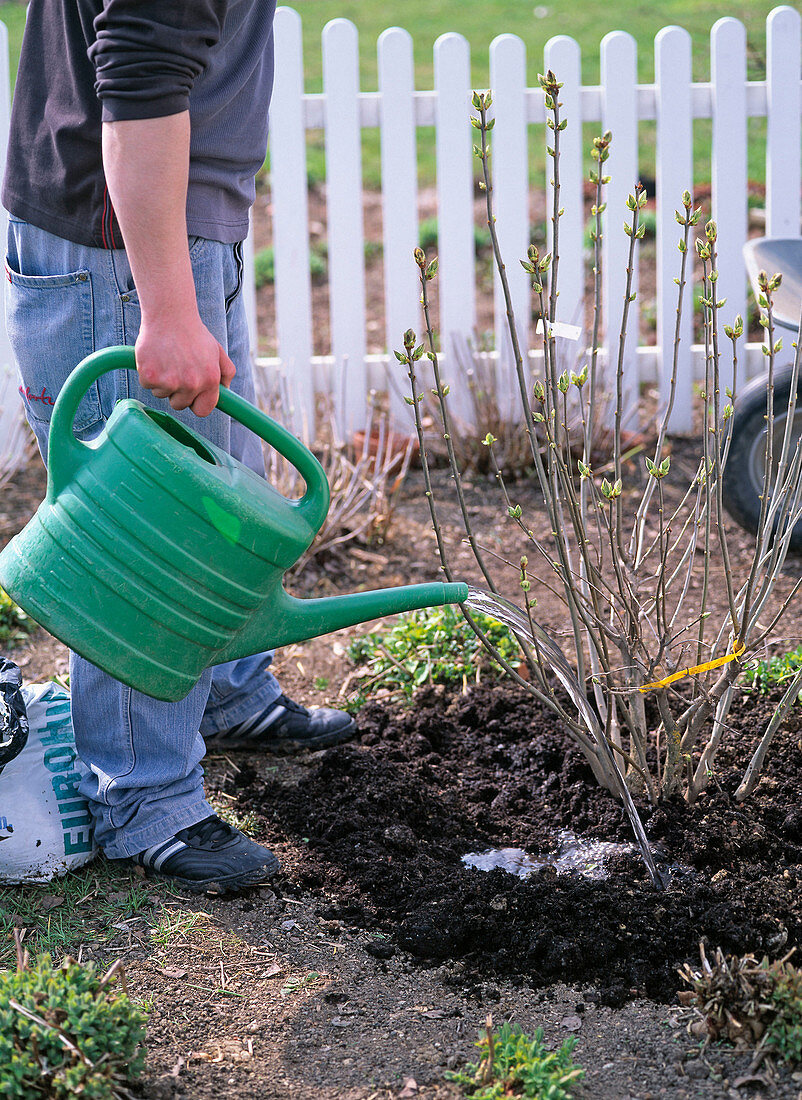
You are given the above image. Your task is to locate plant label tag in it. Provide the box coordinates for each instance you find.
[535,319,582,341]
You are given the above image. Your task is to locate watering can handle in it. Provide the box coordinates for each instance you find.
[48,346,330,532]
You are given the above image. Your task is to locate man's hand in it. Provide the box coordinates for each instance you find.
[136,311,236,418]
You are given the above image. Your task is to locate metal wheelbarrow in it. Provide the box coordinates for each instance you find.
[722,236,802,550]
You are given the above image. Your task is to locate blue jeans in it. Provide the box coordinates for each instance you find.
[5,218,281,858]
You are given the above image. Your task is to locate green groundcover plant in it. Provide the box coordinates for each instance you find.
[445,1017,584,1099]
[0,945,147,1100]
[0,587,33,648]
[347,604,521,702]
[743,645,802,700]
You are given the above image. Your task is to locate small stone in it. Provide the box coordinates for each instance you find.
[684,1059,708,1080]
[364,939,395,960]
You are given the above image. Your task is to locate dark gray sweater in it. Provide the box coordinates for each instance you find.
[2,0,276,248]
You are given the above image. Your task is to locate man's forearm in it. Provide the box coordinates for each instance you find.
[102,112,197,321]
[100,112,236,416]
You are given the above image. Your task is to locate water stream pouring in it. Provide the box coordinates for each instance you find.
[0,347,468,702]
[464,586,663,888]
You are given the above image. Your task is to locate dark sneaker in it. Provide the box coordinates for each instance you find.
[204,693,355,754]
[135,814,279,894]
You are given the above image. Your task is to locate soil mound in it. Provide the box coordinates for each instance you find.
[236,683,802,1006]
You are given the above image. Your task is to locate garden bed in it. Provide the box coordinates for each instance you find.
[4,456,802,1098]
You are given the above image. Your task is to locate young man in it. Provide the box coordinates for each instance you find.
[3,1,354,893]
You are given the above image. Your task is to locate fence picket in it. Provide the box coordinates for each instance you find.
[434,33,476,424]
[270,6,314,436]
[766,6,801,239]
[711,18,747,391]
[544,36,583,335]
[655,26,694,431]
[601,31,640,427]
[490,34,529,421]
[323,18,367,436]
[378,27,420,427]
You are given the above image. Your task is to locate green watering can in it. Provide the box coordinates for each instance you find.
[0,346,468,702]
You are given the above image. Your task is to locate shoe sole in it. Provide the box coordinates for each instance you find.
[143,853,280,896]
[206,718,356,756]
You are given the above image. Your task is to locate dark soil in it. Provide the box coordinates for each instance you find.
[234,682,802,1010]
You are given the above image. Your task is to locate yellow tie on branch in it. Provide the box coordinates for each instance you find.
[639,641,746,694]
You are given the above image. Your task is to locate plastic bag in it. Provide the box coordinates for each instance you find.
[0,657,28,769]
[0,677,97,883]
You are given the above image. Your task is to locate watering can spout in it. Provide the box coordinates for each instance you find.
[219,581,470,663]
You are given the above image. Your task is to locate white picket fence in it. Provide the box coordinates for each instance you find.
[0,6,801,476]
[261,4,802,437]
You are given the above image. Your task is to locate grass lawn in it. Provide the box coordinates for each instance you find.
[0,1,780,187]
[289,0,780,188]
[290,0,779,90]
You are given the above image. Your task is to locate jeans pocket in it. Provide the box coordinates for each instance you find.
[225,240,245,313]
[5,260,100,434]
